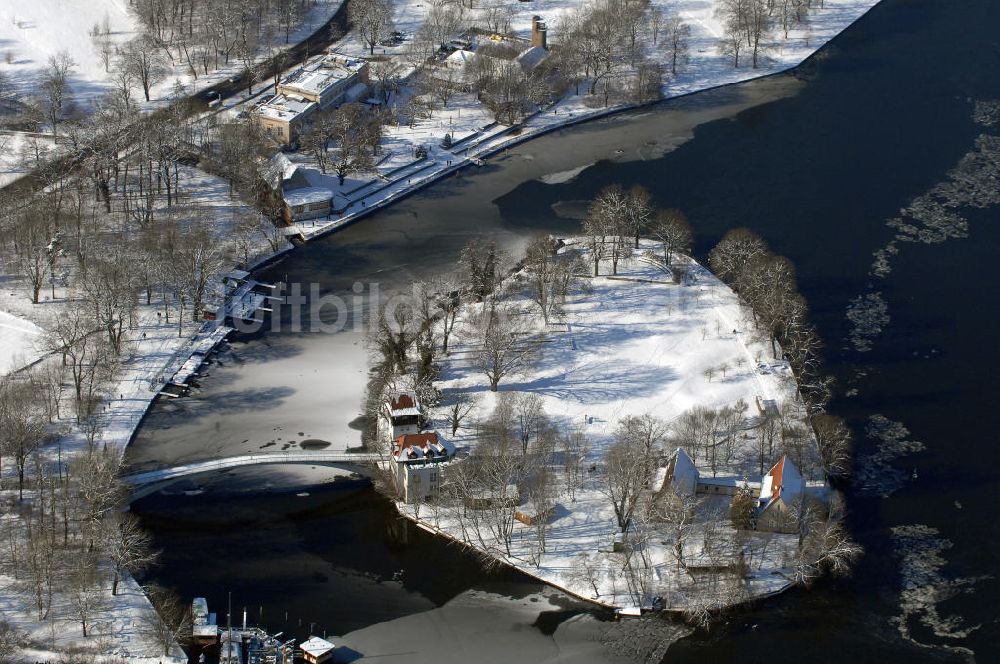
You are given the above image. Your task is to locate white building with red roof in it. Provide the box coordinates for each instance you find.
[755,455,806,533]
[392,431,455,503]
[382,391,422,441]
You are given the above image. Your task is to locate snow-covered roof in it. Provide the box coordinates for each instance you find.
[300,636,336,658]
[665,447,699,497]
[387,391,421,417]
[672,448,697,482]
[266,153,300,187]
[279,52,366,98]
[515,45,549,70]
[759,455,804,505]
[224,269,251,282]
[283,187,333,207]
[192,624,217,637]
[393,432,455,462]
[444,49,476,69]
[255,94,316,122]
[192,597,209,623]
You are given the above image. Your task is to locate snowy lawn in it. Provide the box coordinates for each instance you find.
[403,240,821,609]
[0,0,343,108]
[0,309,43,375]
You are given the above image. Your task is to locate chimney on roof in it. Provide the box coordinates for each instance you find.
[531,15,547,50]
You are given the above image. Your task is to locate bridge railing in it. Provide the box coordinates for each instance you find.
[123,451,381,486]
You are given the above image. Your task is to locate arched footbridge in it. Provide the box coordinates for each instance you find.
[122,451,382,501]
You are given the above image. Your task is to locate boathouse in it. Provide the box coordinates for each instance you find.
[300,636,336,664]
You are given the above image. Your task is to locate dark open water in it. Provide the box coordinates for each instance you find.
[131,0,1000,660]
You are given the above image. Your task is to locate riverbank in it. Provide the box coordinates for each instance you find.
[275,0,884,244]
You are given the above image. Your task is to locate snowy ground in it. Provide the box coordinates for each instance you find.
[0,0,137,104]
[0,130,58,187]
[0,0,342,108]
[401,241,819,610]
[0,309,43,374]
[0,561,183,663]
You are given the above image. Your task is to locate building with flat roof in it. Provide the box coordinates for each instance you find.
[279,53,369,107]
[254,52,369,145]
[254,94,317,144]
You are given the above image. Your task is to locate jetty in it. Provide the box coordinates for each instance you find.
[155,271,282,397]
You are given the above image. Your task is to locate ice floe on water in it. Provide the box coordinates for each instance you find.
[854,416,925,497]
[890,524,990,662]
[971,100,1000,127]
[867,100,1000,280]
[845,292,891,353]
[539,163,595,185]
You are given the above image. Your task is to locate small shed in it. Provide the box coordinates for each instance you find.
[514,501,556,526]
[300,636,336,664]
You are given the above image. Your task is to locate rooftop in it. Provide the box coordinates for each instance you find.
[388,391,421,417]
[393,432,454,462]
[280,53,367,97]
[255,94,316,122]
[300,636,336,657]
[283,187,333,207]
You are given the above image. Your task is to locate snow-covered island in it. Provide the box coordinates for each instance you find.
[370,227,857,618]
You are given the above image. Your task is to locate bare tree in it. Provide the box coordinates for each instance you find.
[794,496,862,585]
[349,0,395,55]
[369,58,405,103]
[651,208,692,266]
[811,413,853,479]
[460,238,507,301]
[616,414,667,479]
[663,16,691,76]
[717,0,773,69]
[600,425,653,533]
[521,234,560,323]
[368,299,418,374]
[444,391,477,436]
[560,428,590,502]
[68,552,107,637]
[120,37,166,102]
[673,406,720,471]
[708,227,768,292]
[143,584,192,656]
[756,411,780,475]
[11,203,55,305]
[0,380,49,501]
[524,467,556,562]
[41,51,75,134]
[328,103,376,185]
[0,621,23,664]
[624,185,654,248]
[466,434,523,555]
[473,298,538,392]
[512,392,549,457]
[103,512,159,596]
